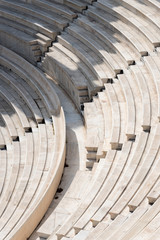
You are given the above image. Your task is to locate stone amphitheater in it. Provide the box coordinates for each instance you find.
[0,0,160,239]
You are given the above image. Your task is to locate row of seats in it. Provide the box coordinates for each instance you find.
[0,45,66,240]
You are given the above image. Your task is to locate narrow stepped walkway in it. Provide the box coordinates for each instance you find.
[29,75,92,240]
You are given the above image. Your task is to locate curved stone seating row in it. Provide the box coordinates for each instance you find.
[147,177,160,204]
[144,54,160,120]
[41,45,91,110]
[82,8,147,58]
[95,0,160,48]
[0,0,68,30]
[66,23,124,73]
[0,95,21,140]
[0,45,66,240]
[24,0,94,13]
[62,0,94,12]
[117,0,160,34]
[81,202,156,240]
[146,0,160,9]
[0,74,31,131]
[0,113,12,146]
[57,34,112,83]
[34,170,93,239]
[0,20,41,64]
[111,197,160,240]
[24,0,77,20]
[84,99,105,168]
[54,150,117,239]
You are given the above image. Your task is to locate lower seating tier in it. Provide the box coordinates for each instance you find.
[0,45,66,240]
